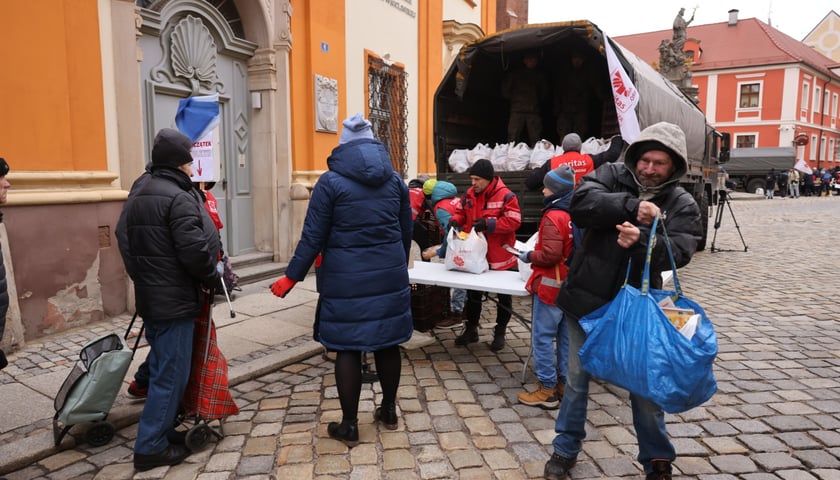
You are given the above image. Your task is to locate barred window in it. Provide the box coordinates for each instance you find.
[367,56,409,176]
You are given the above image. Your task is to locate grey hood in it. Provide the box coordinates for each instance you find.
[623,121,688,187]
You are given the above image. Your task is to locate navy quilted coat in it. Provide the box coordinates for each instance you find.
[284,138,413,351]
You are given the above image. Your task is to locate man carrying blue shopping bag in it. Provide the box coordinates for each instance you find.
[544,122,703,480]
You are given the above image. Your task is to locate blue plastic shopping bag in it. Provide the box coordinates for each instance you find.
[577,215,717,413]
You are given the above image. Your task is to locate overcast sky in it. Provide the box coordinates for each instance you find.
[528,1,836,41]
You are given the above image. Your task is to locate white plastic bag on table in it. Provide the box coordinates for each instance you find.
[448,149,470,173]
[507,142,532,171]
[516,232,538,282]
[444,228,489,274]
[529,139,555,168]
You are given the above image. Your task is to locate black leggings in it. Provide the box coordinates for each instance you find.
[334,345,402,423]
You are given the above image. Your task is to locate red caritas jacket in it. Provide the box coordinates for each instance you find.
[453,177,521,270]
[526,209,572,304]
[551,151,595,184]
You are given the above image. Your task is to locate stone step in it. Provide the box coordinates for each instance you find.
[228,251,274,269]
[228,252,287,286]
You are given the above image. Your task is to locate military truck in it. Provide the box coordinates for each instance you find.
[433,22,730,250]
[723,147,796,193]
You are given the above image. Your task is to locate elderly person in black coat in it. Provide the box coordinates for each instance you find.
[116,128,220,471]
[0,158,11,371]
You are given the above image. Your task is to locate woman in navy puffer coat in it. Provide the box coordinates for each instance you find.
[273,113,413,444]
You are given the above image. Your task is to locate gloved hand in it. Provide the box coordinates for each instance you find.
[517,250,532,263]
[314,253,323,268]
[472,218,488,232]
[447,219,461,231]
[216,261,224,275]
[270,276,297,298]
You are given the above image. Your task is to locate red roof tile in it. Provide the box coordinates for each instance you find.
[614,17,840,79]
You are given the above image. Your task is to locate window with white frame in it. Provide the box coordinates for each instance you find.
[814,87,822,113]
[735,134,756,148]
[824,92,831,113]
[821,136,827,161]
[801,83,810,110]
[832,93,838,118]
[738,83,760,108]
[810,135,818,160]
[830,139,836,162]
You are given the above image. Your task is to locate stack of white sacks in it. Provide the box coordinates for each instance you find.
[448,137,613,173]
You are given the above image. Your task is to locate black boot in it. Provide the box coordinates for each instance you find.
[327,419,359,447]
[645,459,672,480]
[374,402,398,430]
[490,324,506,352]
[454,324,479,345]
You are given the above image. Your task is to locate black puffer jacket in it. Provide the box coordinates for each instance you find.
[556,123,701,320]
[117,167,220,322]
[0,211,8,342]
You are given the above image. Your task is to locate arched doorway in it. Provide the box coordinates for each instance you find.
[137,0,257,255]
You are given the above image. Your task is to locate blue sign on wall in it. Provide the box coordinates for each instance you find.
[321,42,329,53]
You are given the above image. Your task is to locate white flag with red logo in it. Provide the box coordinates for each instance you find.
[605,37,641,142]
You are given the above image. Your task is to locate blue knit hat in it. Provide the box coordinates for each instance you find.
[544,164,576,193]
[339,113,374,145]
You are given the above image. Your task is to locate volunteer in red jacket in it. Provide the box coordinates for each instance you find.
[449,159,522,351]
[525,133,623,190]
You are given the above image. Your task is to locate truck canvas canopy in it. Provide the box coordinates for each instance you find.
[438,21,709,167]
[725,147,796,175]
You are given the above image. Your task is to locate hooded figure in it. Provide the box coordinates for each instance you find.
[270,114,413,445]
[546,121,700,479]
[557,120,698,320]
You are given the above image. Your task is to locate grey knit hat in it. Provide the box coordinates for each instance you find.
[339,113,374,145]
[544,164,576,193]
[561,133,582,153]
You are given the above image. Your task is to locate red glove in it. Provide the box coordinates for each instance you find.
[270,276,297,298]
[314,253,323,268]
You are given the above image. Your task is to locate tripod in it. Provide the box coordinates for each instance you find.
[710,190,748,253]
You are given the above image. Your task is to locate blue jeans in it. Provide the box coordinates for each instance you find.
[552,315,674,473]
[134,316,194,455]
[531,296,568,388]
[451,288,466,313]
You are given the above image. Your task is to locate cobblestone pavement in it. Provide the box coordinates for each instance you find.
[5,195,840,479]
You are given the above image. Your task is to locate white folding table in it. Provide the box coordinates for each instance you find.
[408,262,534,382]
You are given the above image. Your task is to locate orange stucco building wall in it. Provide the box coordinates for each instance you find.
[0,2,107,172]
[289,0,347,173]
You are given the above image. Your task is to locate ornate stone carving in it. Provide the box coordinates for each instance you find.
[170,15,219,94]
[315,74,338,133]
[278,0,292,45]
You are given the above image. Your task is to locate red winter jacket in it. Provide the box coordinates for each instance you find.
[550,151,595,184]
[526,209,572,304]
[409,187,426,221]
[453,177,521,270]
[204,190,224,231]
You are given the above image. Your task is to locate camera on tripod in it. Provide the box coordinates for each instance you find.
[711,185,748,253]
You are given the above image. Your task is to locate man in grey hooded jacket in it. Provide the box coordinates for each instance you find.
[545,122,701,480]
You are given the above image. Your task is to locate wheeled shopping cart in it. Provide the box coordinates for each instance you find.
[52,316,143,447]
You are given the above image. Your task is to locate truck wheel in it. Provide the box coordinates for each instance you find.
[697,192,709,251]
[746,178,765,194]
